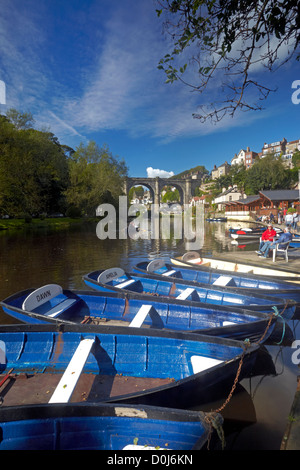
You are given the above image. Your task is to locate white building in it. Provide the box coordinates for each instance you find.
[212,186,244,210]
[231,149,246,166]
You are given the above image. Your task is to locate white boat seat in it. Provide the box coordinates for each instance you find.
[176,288,200,301]
[162,270,176,276]
[49,338,95,403]
[191,355,223,374]
[213,275,236,287]
[0,340,6,365]
[45,298,77,318]
[129,304,153,328]
[116,279,136,289]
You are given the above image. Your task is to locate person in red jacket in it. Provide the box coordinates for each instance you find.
[256,225,277,256]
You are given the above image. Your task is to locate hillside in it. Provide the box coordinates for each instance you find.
[170,165,209,179]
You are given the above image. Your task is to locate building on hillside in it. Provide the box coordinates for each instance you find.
[212,186,244,211]
[211,161,231,180]
[231,149,246,166]
[280,139,300,169]
[262,138,287,157]
[231,147,258,169]
[286,139,300,154]
[244,147,259,169]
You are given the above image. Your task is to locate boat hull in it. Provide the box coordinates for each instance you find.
[83,269,296,319]
[0,402,215,450]
[134,261,300,306]
[1,287,277,342]
[0,324,259,409]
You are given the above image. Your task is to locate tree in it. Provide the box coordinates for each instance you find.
[0,114,69,216]
[156,0,300,122]
[64,141,128,216]
[6,108,35,130]
[243,154,291,193]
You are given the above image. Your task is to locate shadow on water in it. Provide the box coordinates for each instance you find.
[0,220,300,449]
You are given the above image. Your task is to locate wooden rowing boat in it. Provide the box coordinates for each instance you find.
[83,267,296,319]
[0,323,259,409]
[0,402,218,450]
[0,284,278,342]
[170,252,300,280]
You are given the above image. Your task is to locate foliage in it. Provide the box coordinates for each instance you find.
[64,141,128,216]
[128,186,145,201]
[212,155,295,197]
[292,150,300,167]
[171,164,209,179]
[156,0,300,122]
[6,108,35,130]
[0,111,128,218]
[161,188,180,202]
[243,154,291,194]
[0,114,69,217]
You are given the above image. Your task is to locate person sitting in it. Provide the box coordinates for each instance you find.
[258,228,293,259]
[256,225,277,256]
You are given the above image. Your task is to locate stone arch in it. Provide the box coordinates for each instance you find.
[124,177,199,206]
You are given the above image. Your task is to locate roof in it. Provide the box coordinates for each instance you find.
[259,190,299,201]
[224,195,260,206]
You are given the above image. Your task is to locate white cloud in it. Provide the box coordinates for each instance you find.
[146,167,174,178]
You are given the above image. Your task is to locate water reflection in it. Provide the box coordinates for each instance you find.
[0,220,299,449]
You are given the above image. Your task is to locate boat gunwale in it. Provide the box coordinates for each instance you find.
[84,268,297,306]
[170,255,300,280]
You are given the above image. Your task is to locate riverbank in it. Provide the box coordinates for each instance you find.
[0,217,99,231]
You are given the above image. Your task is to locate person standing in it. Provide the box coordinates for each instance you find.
[292,211,299,231]
[285,211,293,228]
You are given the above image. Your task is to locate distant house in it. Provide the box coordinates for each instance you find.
[211,161,231,180]
[231,147,258,169]
[261,138,287,157]
[244,147,259,169]
[212,186,244,210]
[231,149,246,167]
[190,195,209,208]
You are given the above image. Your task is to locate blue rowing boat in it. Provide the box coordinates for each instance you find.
[1,285,277,342]
[134,259,300,306]
[83,267,296,319]
[0,402,218,450]
[0,323,258,409]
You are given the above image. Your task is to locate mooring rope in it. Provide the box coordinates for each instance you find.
[205,300,290,449]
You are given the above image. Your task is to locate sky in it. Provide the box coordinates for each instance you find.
[0,0,300,178]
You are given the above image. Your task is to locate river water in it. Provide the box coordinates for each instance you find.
[0,219,299,450]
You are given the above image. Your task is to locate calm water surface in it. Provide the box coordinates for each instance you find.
[0,219,299,450]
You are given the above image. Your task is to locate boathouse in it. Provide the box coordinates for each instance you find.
[224,190,300,220]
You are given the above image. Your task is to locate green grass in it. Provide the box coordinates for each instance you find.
[0,217,98,231]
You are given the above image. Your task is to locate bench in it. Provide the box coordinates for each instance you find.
[49,338,95,403]
[22,284,77,318]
